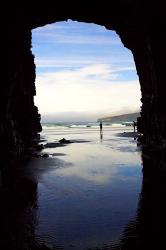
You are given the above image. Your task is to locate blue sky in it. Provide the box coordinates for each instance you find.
[32,20,141,122]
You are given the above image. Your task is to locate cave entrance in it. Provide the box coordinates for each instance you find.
[30,20,143,249]
[32,20,141,127]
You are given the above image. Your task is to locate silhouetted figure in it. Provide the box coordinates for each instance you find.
[133,121,137,133]
[99,121,103,133]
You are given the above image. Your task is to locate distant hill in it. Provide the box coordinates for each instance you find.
[98,112,140,123]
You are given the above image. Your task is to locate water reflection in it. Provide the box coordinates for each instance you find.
[100,131,103,142]
[1,144,166,249]
[33,130,142,250]
[116,147,166,250]
[52,143,141,186]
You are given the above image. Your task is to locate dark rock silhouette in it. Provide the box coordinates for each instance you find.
[59,138,71,143]
[41,153,49,158]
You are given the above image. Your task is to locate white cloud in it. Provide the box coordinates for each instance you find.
[34,57,136,72]
[32,20,140,122]
[34,64,141,117]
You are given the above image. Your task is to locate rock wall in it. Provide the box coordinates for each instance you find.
[2,1,166,165]
[118,27,166,148]
[1,17,42,165]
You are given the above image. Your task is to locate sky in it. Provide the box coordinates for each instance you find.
[32,20,141,122]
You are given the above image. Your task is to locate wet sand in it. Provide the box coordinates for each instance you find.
[21,126,142,249]
[116,131,140,138]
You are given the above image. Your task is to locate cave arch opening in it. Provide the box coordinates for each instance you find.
[32,20,141,128]
[29,21,143,249]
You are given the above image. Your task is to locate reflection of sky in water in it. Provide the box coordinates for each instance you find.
[36,127,142,249]
[52,143,141,185]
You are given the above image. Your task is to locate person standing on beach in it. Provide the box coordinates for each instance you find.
[133,121,137,133]
[100,121,103,133]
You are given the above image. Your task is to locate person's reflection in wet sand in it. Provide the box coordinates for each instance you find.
[100,131,103,141]
[99,121,103,142]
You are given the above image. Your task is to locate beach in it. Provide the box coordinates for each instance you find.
[23,124,142,249]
